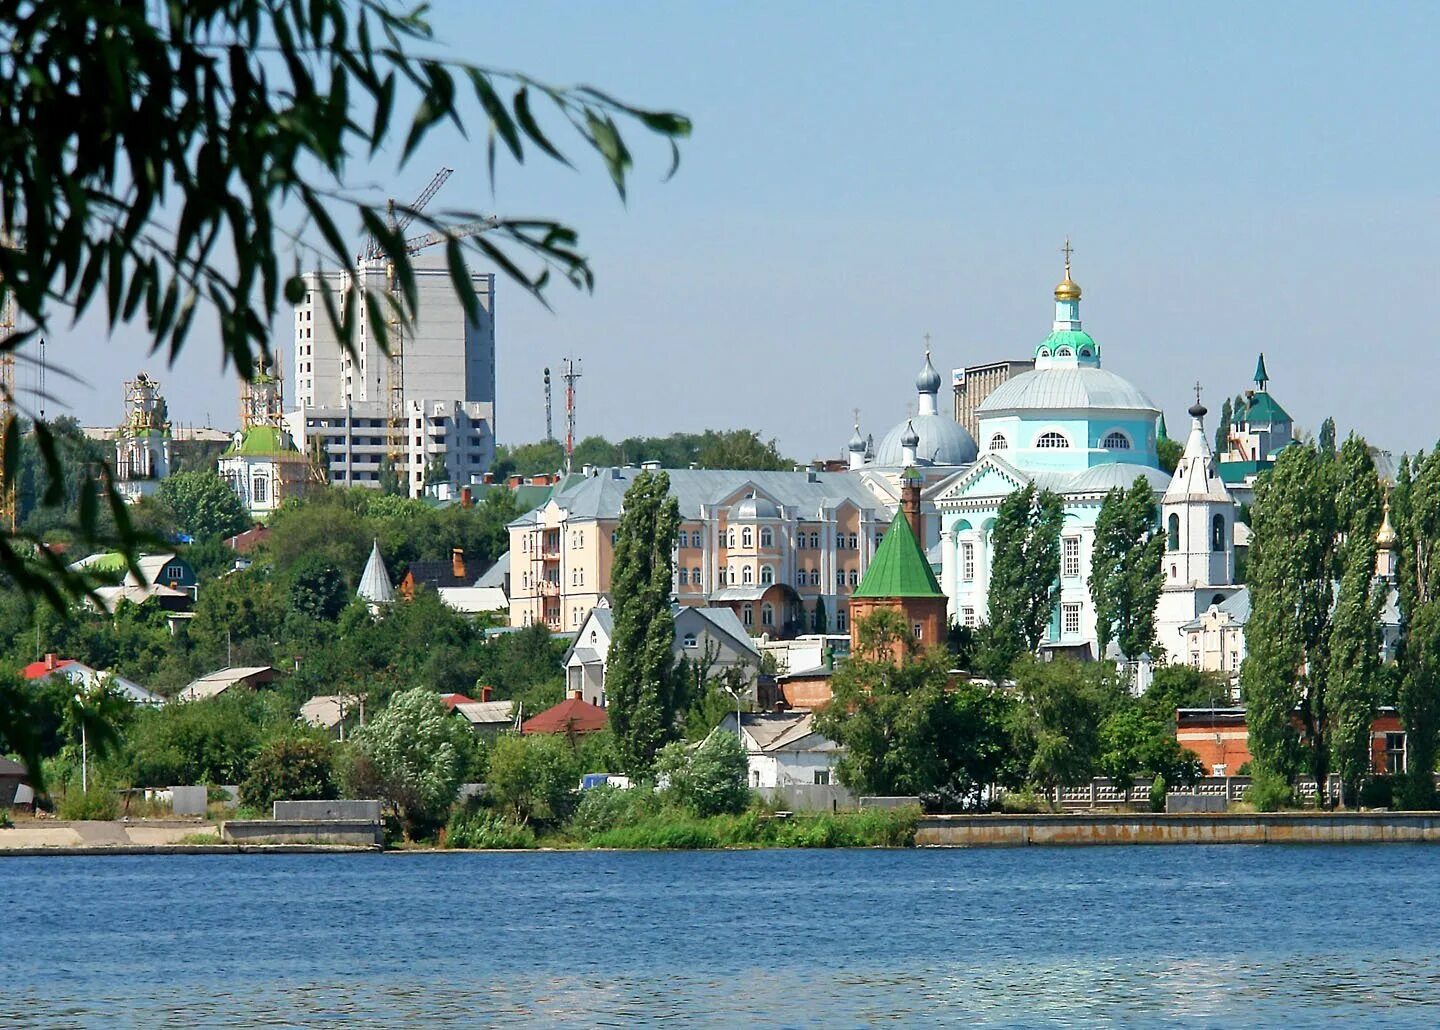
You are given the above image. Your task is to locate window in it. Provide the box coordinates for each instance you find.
[962,606,976,628]
[743,566,754,585]
[760,565,774,585]
[164,564,185,582]
[742,605,754,627]
[683,633,698,649]
[1167,514,1180,551]
[913,623,923,640]
[692,567,701,584]
[1229,650,1239,672]
[797,570,808,587]
[727,529,735,548]
[589,630,598,645]
[962,543,975,582]
[678,531,688,548]
[848,569,858,586]
[1063,537,1080,579]
[760,528,773,548]
[678,569,689,585]
[252,477,268,502]
[1062,602,1081,637]
[1036,431,1070,449]
[752,770,761,787]
[611,531,618,546]
[1101,431,1131,450]
[797,534,807,550]
[836,610,848,632]
[743,528,753,548]
[761,603,775,627]
[836,570,845,588]
[810,570,821,586]
[810,532,820,549]
[847,533,858,550]
[813,770,830,786]
[1212,514,1226,552]
[1056,347,1073,357]
[988,434,1008,450]
[1386,732,1407,774]
[1191,650,1201,668]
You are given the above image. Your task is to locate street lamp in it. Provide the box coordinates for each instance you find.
[722,683,744,746]
[73,691,87,793]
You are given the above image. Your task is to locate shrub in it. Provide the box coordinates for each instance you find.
[58,786,119,821]
[1247,768,1294,812]
[568,784,660,839]
[1358,777,1395,809]
[999,785,1055,813]
[655,731,750,817]
[588,816,721,850]
[444,809,537,849]
[1149,775,1167,813]
[771,807,919,848]
[239,737,337,810]
[0,809,12,828]
[487,734,581,826]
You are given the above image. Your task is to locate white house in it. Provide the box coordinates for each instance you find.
[716,710,843,791]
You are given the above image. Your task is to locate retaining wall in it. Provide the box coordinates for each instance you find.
[915,812,1440,847]
[221,819,382,847]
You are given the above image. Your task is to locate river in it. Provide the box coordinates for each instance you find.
[5,846,1440,1026]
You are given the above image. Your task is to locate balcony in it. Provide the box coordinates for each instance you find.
[539,580,561,596]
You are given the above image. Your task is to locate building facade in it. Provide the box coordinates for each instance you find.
[113,373,173,503]
[952,359,1035,442]
[218,362,315,520]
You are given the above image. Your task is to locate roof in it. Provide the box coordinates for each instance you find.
[522,696,608,735]
[357,540,395,603]
[978,366,1159,416]
[474,551,510,588]
[222,425,298,456]
[299,694,361,730]
[680,606,759,657]
[178,666,275,702]
[438,586,508,613]
[453,700,517,727]
[854,513,944,598]
[1253,353,1269,385]
[730,710,836,753]
[509,467,884,527]
[872,413,978,467]
[225,526,271,553]
[439,693,477,709]
[0,756,26,777]
[20,658,163,705]
[22,657,76,679]
[1243,391,1291,426]
[403,560,470,590]
[1181,588,1252,631]
[1163,413,1233,505]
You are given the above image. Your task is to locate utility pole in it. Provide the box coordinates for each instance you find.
[561,358,582,474]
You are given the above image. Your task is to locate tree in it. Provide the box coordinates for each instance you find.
[1007,657,1117,794]
[1318,417,1338,461]
[695,429,792,471]
[815,609,1016,806]
[349,687,473,838]
[1157,436,1184,475]
[1215,397,1233,455]
[1098,702,1203,795]
[812,597,829,634]
[239,737,338,810]
[1088,477,1165,661]
[655,730,750,816]
[1396,448,1440,807]
[157,471,248,541]
[287,554,348,622]
[981,484,1063,677]
[606,472,682,774]
[486,734,581,826]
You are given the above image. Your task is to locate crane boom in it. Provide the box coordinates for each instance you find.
[363,167,454,261]
[403,217,501,255]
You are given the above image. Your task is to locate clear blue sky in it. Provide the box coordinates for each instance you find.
[34,2,1440,461]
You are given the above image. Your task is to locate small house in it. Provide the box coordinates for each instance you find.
[178,666,277,702]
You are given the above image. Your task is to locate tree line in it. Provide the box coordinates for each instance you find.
[493,429,795,480]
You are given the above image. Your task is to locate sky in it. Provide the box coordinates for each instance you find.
[31,2,1440,462]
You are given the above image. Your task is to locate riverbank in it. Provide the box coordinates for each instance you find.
[0,819,378,855]
[916,811,1440,846]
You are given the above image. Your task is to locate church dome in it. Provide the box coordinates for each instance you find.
[978,366,1159,417]
[874,414,978,467]
[731,493,780,520]
[915,352,943,394]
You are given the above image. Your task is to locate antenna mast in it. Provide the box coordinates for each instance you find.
[543,367,553,441]
[561,358,581,474]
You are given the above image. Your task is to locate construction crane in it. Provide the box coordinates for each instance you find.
[362,167,453,262]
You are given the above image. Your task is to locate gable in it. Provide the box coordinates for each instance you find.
[936,455,1030,504]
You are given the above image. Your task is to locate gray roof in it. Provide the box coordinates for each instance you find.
[954,454,1170,501]
[873,413,978,467]
[680,606,759,658]
[979,366,1159,416]
[731,710,835,753]
[510,468,885,526]
[178,666,274,702]
[474,551,510,588]
[1180,584,1400,632]
[453,700,517,727]
[357,540,395,604]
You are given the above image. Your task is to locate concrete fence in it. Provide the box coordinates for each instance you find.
[916,812,1440,847]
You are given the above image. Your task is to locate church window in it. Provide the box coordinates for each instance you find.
[797,533,807,550]
[1062,603,1081,637]
[1079,348,1093,358]
[1167,514,1180,551]
[962,543,975,581]
[1212,514,1226,552]
[1063,537,1081,579]
[1036,431,1070,449]
[743,528,753,548]
[742,566,754,585]
[761,603,775,628]
[1102,431,1131,450]
[252,477,268,502]
[743,605,754,627]
[913,623,923,640]
[988,433,1008,450]
[760,565,774,585]
[810,532,820,549]
[761,528,773,548]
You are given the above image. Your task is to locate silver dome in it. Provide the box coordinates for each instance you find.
[978,366,1158,415]
[731,493,780,520]
[873,414,978,467]
[915,352,943,394]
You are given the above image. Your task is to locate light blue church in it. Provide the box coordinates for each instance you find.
[934,255,1172,654]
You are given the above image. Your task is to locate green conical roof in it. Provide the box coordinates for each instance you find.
[1157,412,1169,441]
[1253,352,1269,387]
[853,511,944,599]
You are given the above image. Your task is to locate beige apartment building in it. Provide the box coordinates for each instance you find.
[509,466,894,637]
[951,358,1034,441]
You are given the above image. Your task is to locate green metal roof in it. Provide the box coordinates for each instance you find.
[853,513,944,599]
[1217,460,1268,484]
[1035,329,1100,359]
[1253,352,1269,385]
[222,425,296,457]
[1243,391,1290,426]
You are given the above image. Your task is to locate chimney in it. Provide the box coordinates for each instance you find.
[507,474,523,488]
[460,485,473,508]
[480,685,493,703]
[901,471,923,542]
[451,548,466,579]
[44,652,57,671]
[482,472,495,484]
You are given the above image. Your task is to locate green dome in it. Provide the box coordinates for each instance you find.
[1036,329,1099,360]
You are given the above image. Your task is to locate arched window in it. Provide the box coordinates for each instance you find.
[1036,431,1070,449]
[727,529,735,548]
[1056,347,1073,357]
[797,533,807,550]
[678,569,688,585]
[742,605,754,627]
[1167,513,1180,551]
[678,531,688,548]
[988,434,1008,450]
[1101,431,1131,450]
[848,569,858,586]
[810,532,820,549]
[692,567,701,584]
[760,565,774,585]
[742,566,754,585]
[742,527,753,548]
[760,528,773,548]
[847,534,858,550]
[252,477,268,502]
[1079,348,1093,358]
[761,603,775,627]
[810,570,820,586]
[1212,514,1226,552]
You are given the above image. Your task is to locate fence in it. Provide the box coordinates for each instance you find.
[1050,775,1418,810]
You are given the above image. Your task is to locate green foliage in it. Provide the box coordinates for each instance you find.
[1157,436,1183,475]
[1148,775,1167,813]
[347,687,474,838]
[443,808,537,849]
[817,610,1016,806]
[120,692,291,786]
[1088,477,1165,661]
[1098,703,1202,791]
[157,472,248,541]
[286,555,348,622]
[569,784,662,839]
[238,737,338,810]
[1394,448,1440,809]
[1008,657,1120,792]
[57,785,119,821]
[1318,417,1337,461]
[1246,767,1295,812]
[1358,776,1395,809]
[580,805,918,850]
[981,484,1064,677]
[1215,398,1233,455]
[1142,665,1231,721]
[494,430,794,479]
[486,733,582,826]
[655,731,750,817]
[606,471,682,774]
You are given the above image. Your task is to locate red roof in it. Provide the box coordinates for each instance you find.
[225,526,271,553]
[439,693,477,710]
[23,657,76,680]
[522,696,608,736]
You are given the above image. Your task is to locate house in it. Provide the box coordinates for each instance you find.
[400,549,473,598]
[437,585,509,617]
[224,526,271,553]
[22,653,163,705]
[716,709,845,793]
[452,687,519,735]
[0,757,30,807]
[70,551,198,613]
[178,666,277,702]
[562,604,761,708]
[521,694,608,736]
[1176,707,1408,778]
[299,694,363,738]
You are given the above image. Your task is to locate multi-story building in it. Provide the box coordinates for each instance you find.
[952,359,1035,441]
[289,254,496,496]
[508,466,892,636]
[112,372,173,502]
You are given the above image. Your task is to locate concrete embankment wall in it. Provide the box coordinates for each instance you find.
[221,819,383,847]
[916,812,1440,847]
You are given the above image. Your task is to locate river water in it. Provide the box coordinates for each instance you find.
[5,846,1440,1026]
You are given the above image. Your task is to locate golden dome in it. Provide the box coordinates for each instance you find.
[1377,502,1398,548]
[1054,276,1081,301]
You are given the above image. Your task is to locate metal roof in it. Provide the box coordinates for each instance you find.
[357,540,395,603]
[854,514,943,598]
[978,366,1158,416]
[873,413,978,467]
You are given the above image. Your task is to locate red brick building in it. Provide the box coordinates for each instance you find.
[848,473,947,658]
[1177,707,1408,777]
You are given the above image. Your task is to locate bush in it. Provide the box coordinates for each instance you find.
[568,784,660,839]
[655,731,750,817]
[770,807,919,848]
[58,786,119,821]
[1149,775,1167,813]
[1247,768,1294,812]
[999,785,1055,813]
[444,808,537,849]
[588,816,722,850]
[239,737,337,810]
[1358,776,1395,809]
[487,734,581,826]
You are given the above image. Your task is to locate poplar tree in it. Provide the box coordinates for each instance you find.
[606,471,682,775]
[1215,397,1233,455]
[1396,449,1440,807]
[981,484,1063,677]
[1318,417,1338,461]
[1088,476,1165,661]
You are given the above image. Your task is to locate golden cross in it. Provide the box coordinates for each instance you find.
[1061,237,1074,277]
